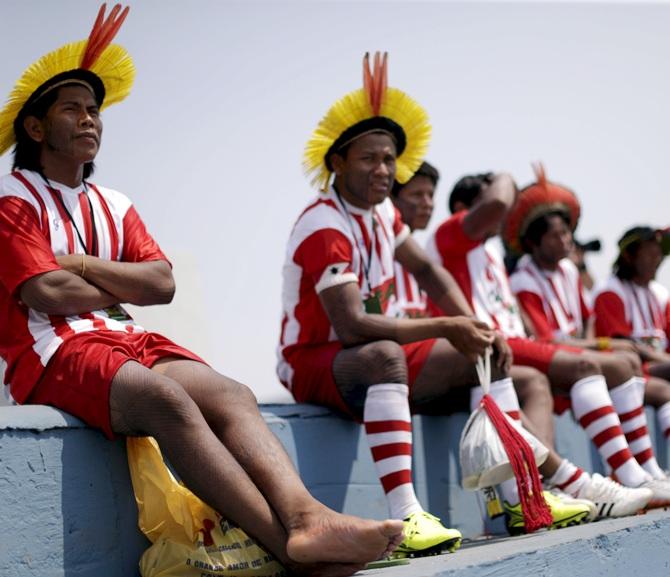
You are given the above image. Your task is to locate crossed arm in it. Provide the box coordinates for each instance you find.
[20,256,174,316]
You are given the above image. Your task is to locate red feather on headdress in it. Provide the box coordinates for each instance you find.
[80,3,130,70]
[503,162,581,255]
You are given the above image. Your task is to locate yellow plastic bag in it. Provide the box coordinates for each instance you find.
[127,436,286,577]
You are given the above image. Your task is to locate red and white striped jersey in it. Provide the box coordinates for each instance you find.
[393,260,429,318]
[426,211,526,338]
[0,169,168,402]
[277,188,409,388]
[593,275,670,352]
[509,255,590,342]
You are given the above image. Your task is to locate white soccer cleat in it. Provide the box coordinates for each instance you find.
[638,477,670,509]
[576,473,652,518]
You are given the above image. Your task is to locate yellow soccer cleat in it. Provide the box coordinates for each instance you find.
[392,511,462,558]
[504,490,594,536]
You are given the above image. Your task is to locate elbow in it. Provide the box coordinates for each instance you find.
[332,316,373,348]
[137,277,175,306]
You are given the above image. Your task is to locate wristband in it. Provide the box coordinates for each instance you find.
[596,337,610,351]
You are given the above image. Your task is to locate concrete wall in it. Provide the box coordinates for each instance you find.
[1,403,669,576]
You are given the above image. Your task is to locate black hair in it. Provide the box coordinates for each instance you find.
[325,117,406,172]
[521,211,571,254]
[614,226,657,280]
[391,161,440,197]
[12,72,103,178]
[448,172,494,213]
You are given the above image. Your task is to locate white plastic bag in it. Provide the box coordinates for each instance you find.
[459,350,549,490]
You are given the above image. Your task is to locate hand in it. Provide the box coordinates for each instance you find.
[443,316,495,362]
[56,254,85,276]
[492,331,513,372]
[608,339,638,354]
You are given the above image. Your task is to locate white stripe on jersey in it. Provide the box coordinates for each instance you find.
[28,310,63,366]
[2,169,143,369]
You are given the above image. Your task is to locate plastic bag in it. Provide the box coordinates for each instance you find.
[127,436,286,577]
[459,352,549,490]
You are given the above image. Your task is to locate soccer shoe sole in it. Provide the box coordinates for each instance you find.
[506,509,591,536]
[391,536,462,558]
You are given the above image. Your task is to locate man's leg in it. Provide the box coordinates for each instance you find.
[332,339,461,555]
[510,365,555,448]
[110,360,402,572]
[333,339,420,521]
[646,376,670,442]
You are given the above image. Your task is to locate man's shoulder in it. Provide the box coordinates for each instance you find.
[87,182,133,215]
[509,255,538,293]
[291,195,347,239]
[592,275,624,300]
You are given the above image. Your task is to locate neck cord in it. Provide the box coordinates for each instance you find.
[333,187,376,294]
[40,172,98,256]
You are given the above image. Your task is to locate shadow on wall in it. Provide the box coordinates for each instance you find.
[60,430,147,577]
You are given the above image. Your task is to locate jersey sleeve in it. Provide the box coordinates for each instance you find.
[0,196,61,296]
[515,290,554,342]
[121,205,169,264]
[578,278,592,322]
[593,291,631,338]
[293,228,358,293]
[392,205,410,247]
[434,211,481,264]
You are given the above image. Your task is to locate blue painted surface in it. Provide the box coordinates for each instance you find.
[1,403,669,576]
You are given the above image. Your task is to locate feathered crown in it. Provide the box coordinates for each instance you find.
[0,3,134,156]
[303,52,431,191]
[503,162,581,255]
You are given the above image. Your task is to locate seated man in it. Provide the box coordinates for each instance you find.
[427,169,667,510]
[279,54,592,547]
[506,173,670,482]
[593,225,670,439]
[0,8,403,576]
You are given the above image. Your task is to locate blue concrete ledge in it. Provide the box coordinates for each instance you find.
[1,403,669,577]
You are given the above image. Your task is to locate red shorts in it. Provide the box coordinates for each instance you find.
[508,337,583,374]
[26,331,205,439]
[285,339,438,417]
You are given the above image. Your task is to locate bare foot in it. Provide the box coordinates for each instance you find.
[285,509,404,565]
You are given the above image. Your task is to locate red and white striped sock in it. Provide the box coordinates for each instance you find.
[610,377,665,480]
[470,378,522,505]
[570,375,649,487]
[364,383,422,520]
[546,458,588,497]
[657,401,670,441]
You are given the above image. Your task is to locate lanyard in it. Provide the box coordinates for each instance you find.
[41,173,98,256]
[525,261,576,326]
[334,189,376,294]
[627,283,662,331]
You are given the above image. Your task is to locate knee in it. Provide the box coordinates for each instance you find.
[515,372,552,403]
[364,340,407,383]
[145,376,200,426]
[572,356,601,381]
[622,351,643,376]
[218,378,258,410]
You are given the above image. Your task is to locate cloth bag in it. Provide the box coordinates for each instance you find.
[127,436,286,577]
[458,350,552,532]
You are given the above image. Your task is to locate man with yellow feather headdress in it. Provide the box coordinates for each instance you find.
[278,52,522,556]
[0,6,407,574]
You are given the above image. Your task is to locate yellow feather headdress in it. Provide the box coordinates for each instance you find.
[304,52,431,191]
[0,3,135,157]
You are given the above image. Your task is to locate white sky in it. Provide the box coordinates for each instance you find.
[2,1,669,402]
